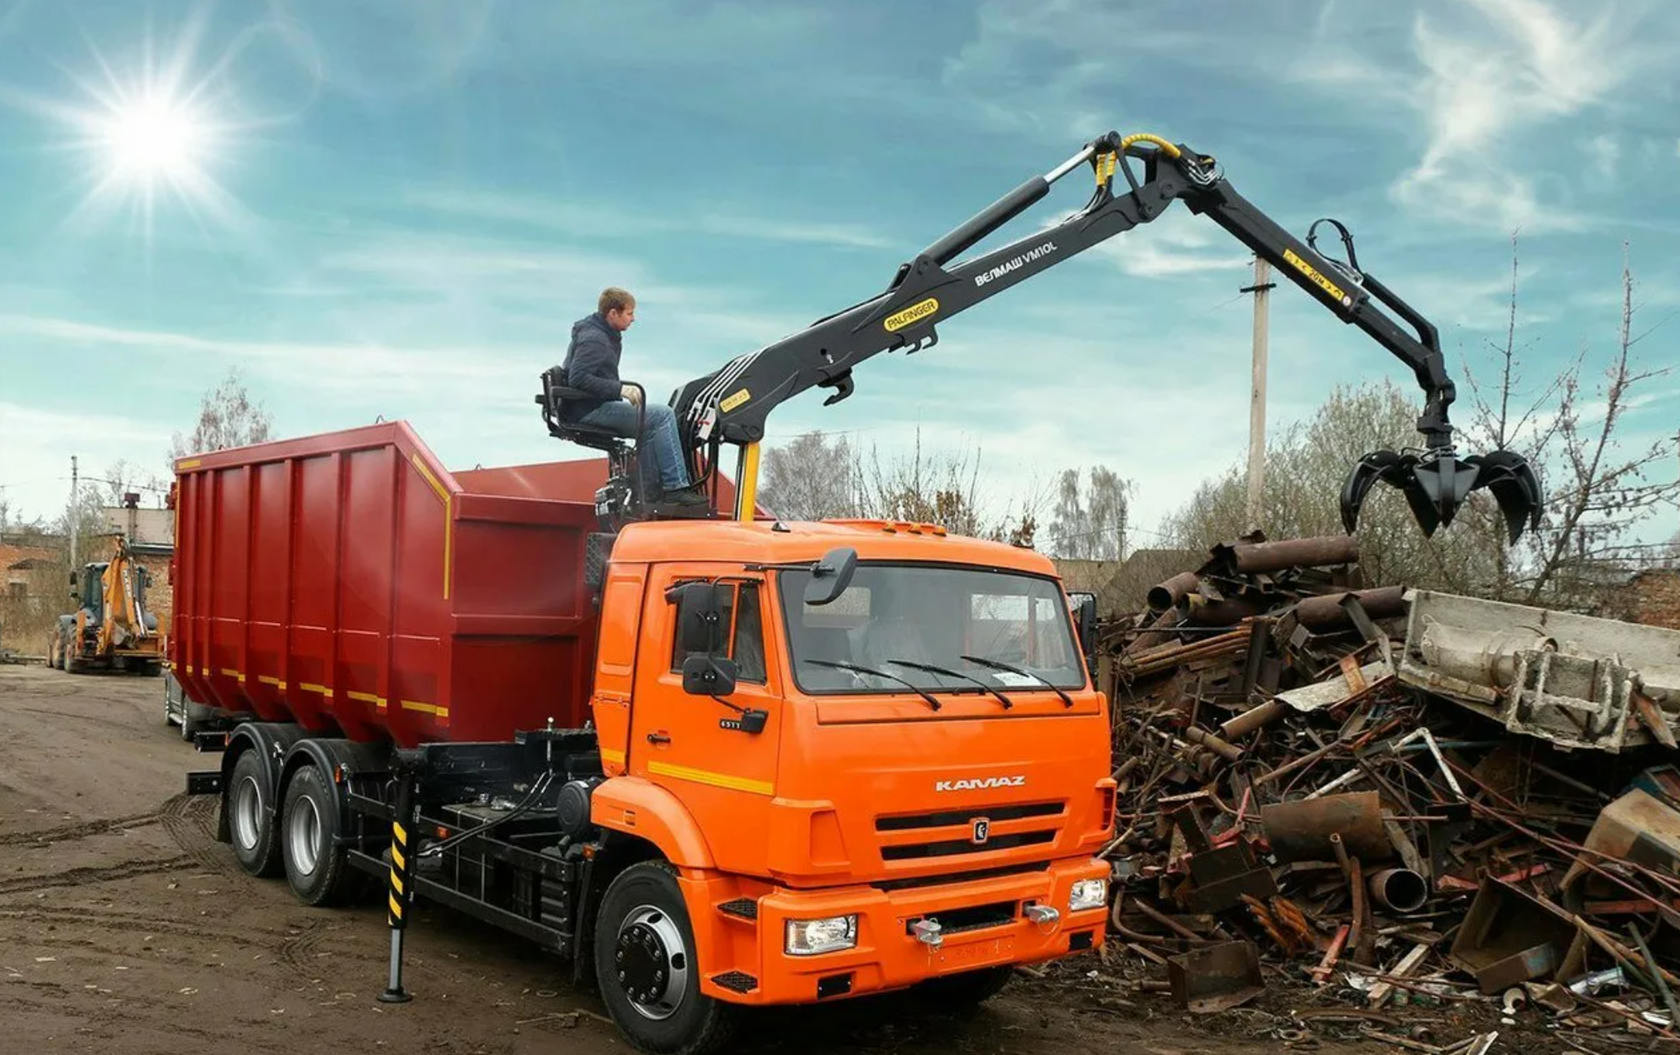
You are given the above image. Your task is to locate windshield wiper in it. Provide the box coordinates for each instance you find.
[804,659,943,711]
[958,655,1075,708]
[884,659,1013,709]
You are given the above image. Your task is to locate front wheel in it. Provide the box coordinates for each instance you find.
[594,862,737,1055]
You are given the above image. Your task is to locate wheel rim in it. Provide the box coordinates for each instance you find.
[614,904,689,1021]
[287,792,322,876]
[232,775,263,852]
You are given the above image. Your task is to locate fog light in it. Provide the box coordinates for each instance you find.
[1069,878,1107,913]
[785,915,858,956]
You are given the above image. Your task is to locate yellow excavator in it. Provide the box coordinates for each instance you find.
[48,535,165,676]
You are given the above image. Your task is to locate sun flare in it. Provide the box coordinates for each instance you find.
[99,93,212,185]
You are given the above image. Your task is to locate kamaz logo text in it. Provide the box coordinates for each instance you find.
[974,242,1057,287]
[935,776,1026,792]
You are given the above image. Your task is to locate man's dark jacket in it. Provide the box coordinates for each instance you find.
[558,312,623,418]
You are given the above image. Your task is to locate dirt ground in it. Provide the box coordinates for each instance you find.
[0,662,1427,1055]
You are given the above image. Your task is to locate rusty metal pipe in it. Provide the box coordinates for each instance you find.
[1227,535,1359,573]
[1367,867,1428,913]
[1147,572,1201,613]
[1220,700,1290,741]
[1260,792,1392,864]
[1292,586,1407,630]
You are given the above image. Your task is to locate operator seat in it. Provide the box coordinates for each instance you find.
[535,368,650,504]
[535,367,636,455]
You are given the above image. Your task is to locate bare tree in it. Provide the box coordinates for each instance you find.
[1047,466,1131,560]
[760,426,1048,543]
[90,458,168,507]
[169,367,274,464]
[1458,236,1680,609]
[758,431,861,521]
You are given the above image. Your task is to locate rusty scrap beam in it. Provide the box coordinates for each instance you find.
[1219,535,1360,574]
[1292,586,1407,630]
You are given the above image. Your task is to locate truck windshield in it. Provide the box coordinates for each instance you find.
[777,563,1086,697]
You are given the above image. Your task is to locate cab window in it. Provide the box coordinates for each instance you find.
[668,580,767,684]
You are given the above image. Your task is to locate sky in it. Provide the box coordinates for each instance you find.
[1,0,1676,549]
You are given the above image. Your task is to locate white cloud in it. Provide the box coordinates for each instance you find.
[1383,0,1667,231]
[403,186,897,252]
[1030,204,1252,280]
[0,401,172,522]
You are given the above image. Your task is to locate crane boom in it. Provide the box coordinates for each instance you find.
[647,131,1542,541]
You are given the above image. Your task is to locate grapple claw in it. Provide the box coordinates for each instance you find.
[1463,449,1544,544]
[1341,447,1543,544]
[1340,450,1408,535]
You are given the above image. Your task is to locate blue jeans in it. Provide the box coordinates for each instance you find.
[574,399,690,492]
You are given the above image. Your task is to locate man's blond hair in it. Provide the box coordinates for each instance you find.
[599,287,636,315]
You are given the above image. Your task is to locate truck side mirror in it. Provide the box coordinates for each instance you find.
[804,546,858,607]
[1067,591,1098,656]
[681,653,739,697]
[672,581,728,655]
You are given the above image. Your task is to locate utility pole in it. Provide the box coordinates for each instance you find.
[69,455,79,569]
[1241,257,1275,532]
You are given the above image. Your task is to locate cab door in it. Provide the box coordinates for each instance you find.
[628,564,783,875]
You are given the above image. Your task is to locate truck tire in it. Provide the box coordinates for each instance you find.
[227,750,283,878]
[594,861,737,1055]
[64,645,81,674]
[914,964,1014,1008]
[280,763,358,907]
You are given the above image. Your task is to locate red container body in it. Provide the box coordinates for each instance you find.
[169,422,612,748]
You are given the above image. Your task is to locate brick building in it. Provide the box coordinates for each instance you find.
[0,543,63,654]
[1600,568,1680,631]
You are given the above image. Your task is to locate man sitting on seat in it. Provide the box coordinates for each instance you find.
[559,287,706,507]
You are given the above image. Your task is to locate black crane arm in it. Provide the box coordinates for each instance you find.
[662,132,1542,541]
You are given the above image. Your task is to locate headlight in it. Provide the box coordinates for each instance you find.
[1069,878,1107,913]
[785,915,858,956]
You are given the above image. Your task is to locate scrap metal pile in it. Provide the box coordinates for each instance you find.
[1080,534,1680,1052]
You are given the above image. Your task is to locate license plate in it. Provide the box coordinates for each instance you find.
[935,935,1014,971]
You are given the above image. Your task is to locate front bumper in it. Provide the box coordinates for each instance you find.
[684,856,1108,1005]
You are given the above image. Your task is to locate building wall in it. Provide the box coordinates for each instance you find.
[1617,570,1680,631]
[0,547,63,654]
[136,553,173,636]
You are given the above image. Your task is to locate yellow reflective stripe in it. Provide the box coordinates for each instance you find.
[347,690,387,707]
[389,894,403,918]
[599,748,626,765]
[410,453,454,600]
[391,873,404,895]
[400,700,449,720]
[391,845,405,870]
[646,760,774,796]
[299,682,332,697]
[393,823,407,846]
[257,675,287,690]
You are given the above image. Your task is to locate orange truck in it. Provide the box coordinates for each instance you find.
[174,130,1542,1054]
[173,426,1113,1055]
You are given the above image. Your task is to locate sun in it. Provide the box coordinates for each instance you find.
[99,93,212,186]
[6,8,256,244]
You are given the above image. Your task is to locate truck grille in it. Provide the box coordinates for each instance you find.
[875,801,1063,831]
[882,830,1055,861]
[875,800,1065,863]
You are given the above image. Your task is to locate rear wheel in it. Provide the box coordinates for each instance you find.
[280,763,358,906]
[594,862,736,1055]
[227,750,282,877]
